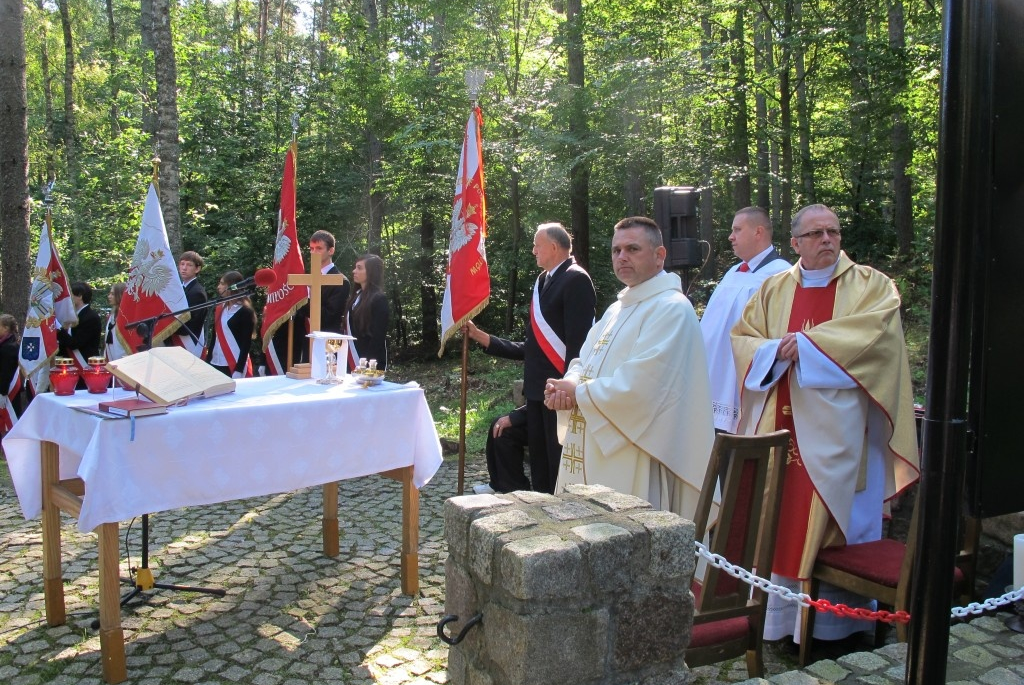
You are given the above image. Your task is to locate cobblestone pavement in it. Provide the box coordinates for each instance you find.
[2,457,1022,684]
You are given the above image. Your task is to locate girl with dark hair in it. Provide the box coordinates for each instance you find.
[0,313,23,432]
[104,283,128,361]
[205,271,257,378]
[345,254,389,370]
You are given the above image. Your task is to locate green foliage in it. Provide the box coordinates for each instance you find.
[13,0,941,358]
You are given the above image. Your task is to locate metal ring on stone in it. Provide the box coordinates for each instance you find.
[437,613,483,646]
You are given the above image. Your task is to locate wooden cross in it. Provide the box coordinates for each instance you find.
[286,261,346,377]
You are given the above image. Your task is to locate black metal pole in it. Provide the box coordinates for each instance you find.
[907,1,993,683]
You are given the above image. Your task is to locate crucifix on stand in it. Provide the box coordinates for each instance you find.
[285,254,347,379]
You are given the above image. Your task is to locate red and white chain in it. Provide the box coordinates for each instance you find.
[694,540,1023,625]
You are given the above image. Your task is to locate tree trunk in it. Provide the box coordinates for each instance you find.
[36,0,57,184]
[566,0,589,271]
[105,0,120,135]
[698,12,716,284]
[56,0,79,272]
[730,6,752,208]
[504,163,523,336]
[420,208,438,350]
[365,131,385,254]
[56,0,75,180]
[888,0,914,258]
[754,13,771,211]
[146,0,183,254]
[847,5,870,231]
[0,0,32,324]
[793,0,814,204]
[779,0,795,258]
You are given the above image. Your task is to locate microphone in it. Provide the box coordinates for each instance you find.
[229,268,278,291]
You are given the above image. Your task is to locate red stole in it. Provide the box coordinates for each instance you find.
[771,279,838,578]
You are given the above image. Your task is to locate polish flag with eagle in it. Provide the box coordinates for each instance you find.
[438,105,489,355]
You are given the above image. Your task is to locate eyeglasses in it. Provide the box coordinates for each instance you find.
[793,228,841,240]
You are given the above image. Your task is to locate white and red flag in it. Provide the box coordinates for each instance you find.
[261,141,308,375]
[438,105,489,356]
[18,211,78,394]
[116,183,189,354]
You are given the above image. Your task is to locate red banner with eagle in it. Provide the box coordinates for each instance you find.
[438,105,489,355]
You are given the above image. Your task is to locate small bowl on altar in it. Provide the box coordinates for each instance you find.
[352,370,385,387]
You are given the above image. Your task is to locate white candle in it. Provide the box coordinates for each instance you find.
[1015,534,1024,590]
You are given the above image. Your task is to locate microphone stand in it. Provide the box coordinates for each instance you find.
[126,288,257,352]
[97,289,260,626]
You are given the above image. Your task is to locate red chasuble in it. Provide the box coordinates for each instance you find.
[771,279,838,579]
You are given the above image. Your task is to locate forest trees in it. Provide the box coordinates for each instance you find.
[0,0,32,321]
[5,0,942,354]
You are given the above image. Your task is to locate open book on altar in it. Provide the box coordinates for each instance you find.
[106,346,236,405]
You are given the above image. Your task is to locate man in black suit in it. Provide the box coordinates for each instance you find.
[466,222,596,494]
[177,250,208,356]
[58,282,102,386]
[283,230,350,365]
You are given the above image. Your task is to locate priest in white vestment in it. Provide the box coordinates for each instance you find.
[544,216,715,522]
[700,206,789,432]
[731,204,920,643]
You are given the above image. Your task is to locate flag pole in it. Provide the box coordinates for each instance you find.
[151,156,161,193]
[456,69,486,496]
[286,114,300,370]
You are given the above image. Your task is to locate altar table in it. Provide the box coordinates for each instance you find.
[2,375,443,683]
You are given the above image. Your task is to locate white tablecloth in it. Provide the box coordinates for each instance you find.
[3,376,443,532]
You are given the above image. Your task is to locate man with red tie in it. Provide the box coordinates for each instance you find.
[700,206,788,433]
[465,223,596,494]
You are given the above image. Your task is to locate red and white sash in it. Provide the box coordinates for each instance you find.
[213,305,251,377]
[530,274,567,373]
[1,368,22,432]
[345,294,361,371]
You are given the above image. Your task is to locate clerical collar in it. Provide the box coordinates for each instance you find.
[746,245,777,271]
[799,260,839,288]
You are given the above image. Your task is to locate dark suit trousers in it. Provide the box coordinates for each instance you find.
[527,399,562,494]
[485,418,531,493]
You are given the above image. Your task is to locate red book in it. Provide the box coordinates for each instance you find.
[97,397,168,417]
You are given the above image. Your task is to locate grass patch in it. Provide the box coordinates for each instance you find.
[388,349,524,456]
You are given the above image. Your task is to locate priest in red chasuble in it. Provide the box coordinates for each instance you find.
[731,204,920,644]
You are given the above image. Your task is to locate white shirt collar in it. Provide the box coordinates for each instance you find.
[746,245,777,271]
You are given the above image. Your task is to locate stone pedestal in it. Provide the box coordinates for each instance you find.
[444,484,694,685]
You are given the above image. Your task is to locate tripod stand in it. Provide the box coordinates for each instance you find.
[91,513,225,629]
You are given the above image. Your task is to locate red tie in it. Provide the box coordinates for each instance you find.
[738,263,750,272]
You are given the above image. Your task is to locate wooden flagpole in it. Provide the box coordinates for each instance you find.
[455,69,486,497]
[286,115,299,370]
[458,334,469,495]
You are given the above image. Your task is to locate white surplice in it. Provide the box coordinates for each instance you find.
[555,270,715,522]
[700,247,789,432]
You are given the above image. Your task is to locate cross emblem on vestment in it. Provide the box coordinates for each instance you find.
[569,411,586,435]
[563,443,584,473]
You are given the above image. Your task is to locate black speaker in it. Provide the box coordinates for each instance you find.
[965,0,1024,518]
[653,186,702,269]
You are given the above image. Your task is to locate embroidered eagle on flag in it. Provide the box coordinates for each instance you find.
[126,239,174,301]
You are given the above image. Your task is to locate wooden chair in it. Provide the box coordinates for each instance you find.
[798,484,978,665]
[687,429,791,678]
